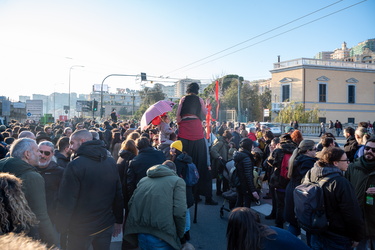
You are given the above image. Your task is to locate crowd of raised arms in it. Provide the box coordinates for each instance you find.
[0,86,374,250]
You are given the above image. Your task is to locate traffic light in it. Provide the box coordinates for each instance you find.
[92,100,98,111]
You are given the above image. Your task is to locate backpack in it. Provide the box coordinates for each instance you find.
[280,153,292,179]
[184,162,199,186]
[293,173,338,233]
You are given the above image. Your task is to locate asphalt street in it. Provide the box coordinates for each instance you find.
[109,135,347,249]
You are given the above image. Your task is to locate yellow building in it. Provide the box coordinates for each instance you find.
[270,58,375,123]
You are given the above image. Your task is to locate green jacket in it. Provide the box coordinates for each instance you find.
[124,165,186,250]
[0,157,58,246]
[346,156,375,236]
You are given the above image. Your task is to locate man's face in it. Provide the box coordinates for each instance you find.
[65,129,73,137]
[364,142,375,162]
[28,144,41,167]
[69,136,82,153]
[46,128,52,134]
[38,145,53,168]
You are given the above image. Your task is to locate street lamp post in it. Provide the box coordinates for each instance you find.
[100,73,146,119]
[68,65,84,119]
[238,75,242,123]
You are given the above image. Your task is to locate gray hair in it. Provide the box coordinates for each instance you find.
[10,138,37,159]
[250,127,256,133]
[38,141,57,163]
[18,131,36,140]
[38,141,55,151]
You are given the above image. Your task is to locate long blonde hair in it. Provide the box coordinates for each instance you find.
[287,140,315,179]
[0,173,38,234]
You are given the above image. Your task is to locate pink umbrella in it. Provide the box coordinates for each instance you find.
[140,100,175,130]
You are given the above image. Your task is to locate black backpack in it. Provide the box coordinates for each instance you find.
[293,173,339,233]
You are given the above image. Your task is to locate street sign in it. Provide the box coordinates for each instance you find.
[264,109,270,117]
[27,112,32,117]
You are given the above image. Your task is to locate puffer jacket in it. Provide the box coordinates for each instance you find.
[346,156,375,236]
[233,149,257,195]
[306,163,364,242]
[124,165,186,250]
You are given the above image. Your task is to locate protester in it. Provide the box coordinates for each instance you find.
[346,136,375,249]
[0,138,58,247]
[268,134,297,228]
[0,173,38,235]
[57,129,123,250]
[176,82,215,204]
[233,138,259,207]
[343,127,358,163]
[36,141,64,228]
[304,147,364,249]
[284,139,317,245]
[210,130,232,198]
[110,130,123,162]
[124,163,186,250]
[227,207,310,250]
[54,136,71,168]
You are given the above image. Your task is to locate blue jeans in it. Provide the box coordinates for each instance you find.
[311,232,352,250]
[185,209,190,233]
[356,237,375,250]
[138,234,175,250]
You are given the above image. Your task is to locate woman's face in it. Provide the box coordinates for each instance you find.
[334,153,349,172]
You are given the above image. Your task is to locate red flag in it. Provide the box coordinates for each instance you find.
[215,80,220,120]
[206,104,211,139]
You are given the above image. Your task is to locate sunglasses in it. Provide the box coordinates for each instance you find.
[339,159,350,163]
[153,138,159,141]
[365,146,375,153]
[39,150,51,156]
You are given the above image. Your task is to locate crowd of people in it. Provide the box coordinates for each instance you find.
[0,83,374,249]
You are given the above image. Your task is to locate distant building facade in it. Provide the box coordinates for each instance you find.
[175,78,202,97]
[270,58,375,123]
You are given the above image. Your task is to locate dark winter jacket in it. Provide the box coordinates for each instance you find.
[57,140,123,235]
[54,150,70,168]
[344,136,359,162]
[174,152,194,207]
[126,147,166,199]
[284,154,317,225]
[35,161,64,225]
[0,157,58,246]
[346,156,375,236]
[233,149,257,195]
[210,136,229,178]
[269,142,297,189]
[117,149,136,211]
[231,131,241,149]
[305,163,364,242]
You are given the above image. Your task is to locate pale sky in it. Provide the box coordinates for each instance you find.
[0,0,374,101]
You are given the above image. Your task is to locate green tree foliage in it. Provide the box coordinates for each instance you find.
[274,101,320,123]
[133,84,166,121]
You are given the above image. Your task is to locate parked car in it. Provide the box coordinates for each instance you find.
[263,123,282,137]
[245,122,282,137]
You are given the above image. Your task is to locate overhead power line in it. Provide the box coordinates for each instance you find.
[166,0,366,75]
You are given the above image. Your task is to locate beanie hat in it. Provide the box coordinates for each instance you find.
[170,140,183,152]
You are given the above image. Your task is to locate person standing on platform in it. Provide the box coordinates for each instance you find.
[176,82,217,205]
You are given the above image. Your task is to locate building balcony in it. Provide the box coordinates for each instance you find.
[273,58,375,70]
